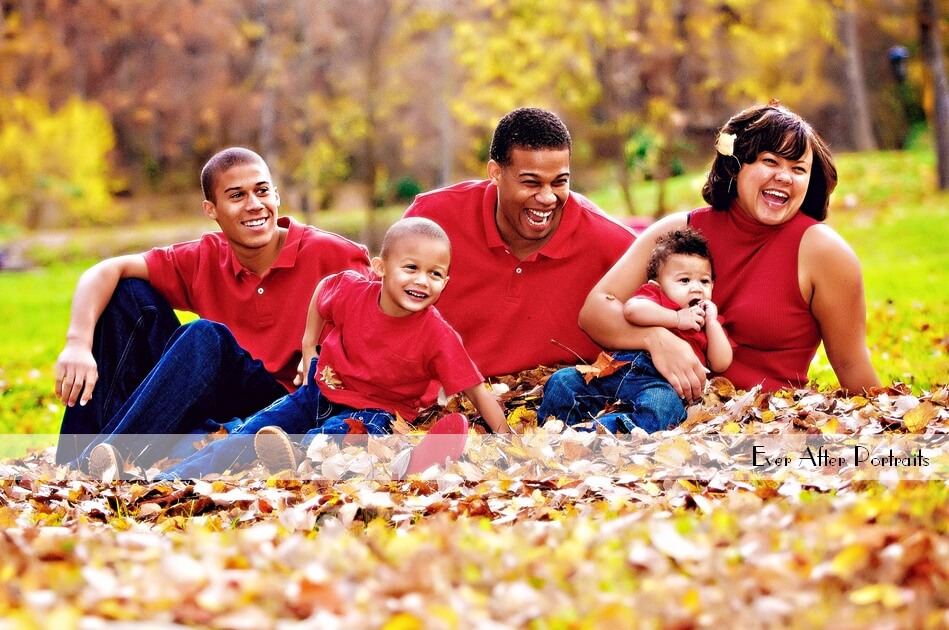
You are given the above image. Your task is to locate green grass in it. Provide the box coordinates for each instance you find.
[1,148,946,434]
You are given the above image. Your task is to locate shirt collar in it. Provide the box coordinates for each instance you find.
[479,181,582,260]
[229,216,298,277]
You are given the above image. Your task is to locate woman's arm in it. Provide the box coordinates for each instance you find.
[802,225,881,392]
[579,213,707,401]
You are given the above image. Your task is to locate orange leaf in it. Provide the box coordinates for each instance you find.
[904,401,936,433]
[575,351,630,384]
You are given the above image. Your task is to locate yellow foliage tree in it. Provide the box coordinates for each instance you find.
[0,95,119,229]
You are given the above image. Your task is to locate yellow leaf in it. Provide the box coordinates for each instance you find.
[849,583,906,608]
[722,422,742,434]
[383,612,424,630]
[818,417,839,434]
[830,543,870,578]
[506,406,537,430]
[903,401,935,433]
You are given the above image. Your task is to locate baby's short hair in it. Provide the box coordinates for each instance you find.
[646,228,713,281]
[380,217,451,259]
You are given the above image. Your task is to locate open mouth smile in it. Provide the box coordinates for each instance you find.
[525,208,553,226]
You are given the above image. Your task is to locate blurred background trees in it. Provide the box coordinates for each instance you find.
[0,0,945,233]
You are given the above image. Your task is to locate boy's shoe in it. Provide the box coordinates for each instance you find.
[404,413,469,476]
[88,443,123,481]
[254,426,300,473]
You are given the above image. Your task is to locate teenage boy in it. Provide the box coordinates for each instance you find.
[56,147,370,472]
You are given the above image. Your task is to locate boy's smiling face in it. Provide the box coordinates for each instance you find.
[372,234,451,317]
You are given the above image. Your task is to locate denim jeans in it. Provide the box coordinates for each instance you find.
[71,313,287,471]
[536,350,686,433]
[155,359,393,479]
[56,279,182,464]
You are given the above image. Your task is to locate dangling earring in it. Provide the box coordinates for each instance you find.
[727,156,741,194]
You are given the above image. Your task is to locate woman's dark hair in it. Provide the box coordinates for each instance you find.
[646,228,713,281]
[701,103,837,221]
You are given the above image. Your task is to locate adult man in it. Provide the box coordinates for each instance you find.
[403,107,635,377]
[55,147,370,472]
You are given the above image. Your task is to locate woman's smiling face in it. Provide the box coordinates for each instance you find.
[734,145,813,226]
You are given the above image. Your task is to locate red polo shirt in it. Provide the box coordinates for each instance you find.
[144,216,370,391]
[404,180,635,376]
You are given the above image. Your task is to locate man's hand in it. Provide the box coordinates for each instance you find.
[55,344,98,407]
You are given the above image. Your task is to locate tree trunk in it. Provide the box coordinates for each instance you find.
[840,0,877,150]
[920,0,949,189]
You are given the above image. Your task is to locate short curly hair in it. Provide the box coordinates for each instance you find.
[701,103,837,221]
[489,107,571,166]
[646,228,713,281]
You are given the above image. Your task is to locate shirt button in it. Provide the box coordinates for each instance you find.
[515,268,522,274]
[257,287,264,295]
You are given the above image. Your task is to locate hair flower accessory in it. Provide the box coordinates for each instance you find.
[715,132,736,157]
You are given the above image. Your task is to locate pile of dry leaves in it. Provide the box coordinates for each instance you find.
[1,367,948,628]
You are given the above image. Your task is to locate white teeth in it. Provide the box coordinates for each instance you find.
[244,217,267,227]
[764,190,788,200]
[526,209,552,225]
[406,290,427,299]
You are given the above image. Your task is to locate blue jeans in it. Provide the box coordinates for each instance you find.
[536,350,686,433]
[56,279,182,464]
[155,359,393,479]
[68,300,287,470]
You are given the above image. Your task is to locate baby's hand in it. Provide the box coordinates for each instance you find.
[699,299,719,324]
[675,304,705,331]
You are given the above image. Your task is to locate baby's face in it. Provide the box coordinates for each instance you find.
[655,253,713,308]
[374,235,451,317]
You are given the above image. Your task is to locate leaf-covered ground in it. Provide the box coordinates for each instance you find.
[3,371,949,628]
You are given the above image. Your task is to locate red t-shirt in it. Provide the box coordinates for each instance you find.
[689,206,821,391]
[144,216,370,392]
[631,282,720,366]
[404,180,635,376]
[314,271,484,420]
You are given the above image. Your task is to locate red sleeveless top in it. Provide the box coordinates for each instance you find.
[689,205,821,391]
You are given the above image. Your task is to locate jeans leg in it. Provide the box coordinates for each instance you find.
[601,353,686,433]
[299,408,394,450]
[56,279,181,464]
[536,367,618,427]
[156,366,331,479]
[79,319,287,469]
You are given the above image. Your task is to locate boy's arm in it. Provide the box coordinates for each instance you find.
[702,301,733,373]
[55,254,150,407]
[296,277,330,387]
[463,383,512,434]
[623,297,704,332]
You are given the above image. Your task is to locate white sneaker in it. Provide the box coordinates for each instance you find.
[254,426,300,473]
[88,443,122,481]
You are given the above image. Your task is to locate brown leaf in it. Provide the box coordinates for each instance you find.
[903,401,936,433]
[575,351,630,384]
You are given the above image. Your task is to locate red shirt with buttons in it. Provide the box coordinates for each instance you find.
[144,216,370,391]
[404,180,635,377]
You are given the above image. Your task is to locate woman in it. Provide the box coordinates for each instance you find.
[579,102,880,398]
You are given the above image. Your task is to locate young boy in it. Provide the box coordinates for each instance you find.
[536,228,732,433]
[145,217,510,480]
[60,147,370,475]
